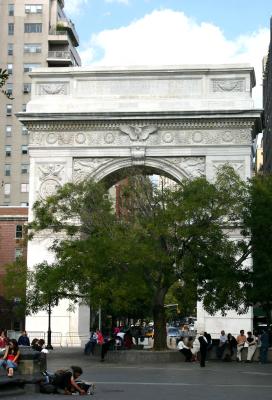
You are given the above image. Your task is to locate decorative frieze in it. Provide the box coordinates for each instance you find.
[211,79,245,92]
[36,82,69,95]
[29,127,252,147]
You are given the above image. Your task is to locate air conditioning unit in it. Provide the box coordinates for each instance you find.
[23,87,30,93]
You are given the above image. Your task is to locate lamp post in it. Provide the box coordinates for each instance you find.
[46,300,53,350]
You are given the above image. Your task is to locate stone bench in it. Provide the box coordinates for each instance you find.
[0,347,46,395]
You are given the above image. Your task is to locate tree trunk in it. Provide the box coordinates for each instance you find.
[153,288,168,351]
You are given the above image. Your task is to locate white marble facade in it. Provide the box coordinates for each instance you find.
[19,65,261,343]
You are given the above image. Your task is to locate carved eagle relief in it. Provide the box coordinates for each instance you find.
[119,125,157,141]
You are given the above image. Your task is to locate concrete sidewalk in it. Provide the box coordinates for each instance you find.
[1,348,272,399]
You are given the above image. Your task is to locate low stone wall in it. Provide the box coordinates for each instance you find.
[90,346,272,364]
[17,347,46,375]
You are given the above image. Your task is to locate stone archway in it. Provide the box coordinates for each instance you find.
[19,65,261,344]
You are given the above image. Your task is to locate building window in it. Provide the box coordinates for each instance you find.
[21,164,29,174]
[23,83,31,93]
[24,43,41,53]
[16,225,23,239]
[6,83,13,96]
[8,43,13,55]
[21,183,29,193]
[5,164,11,176]
[8,4,14,16]
[15,248,23,259]
[5,145,12,157]
[6,104,12,115]
[7,63,13,75]
[22,104,26,112]
[6,125,12,137]
[4,183,11,196]
[22,145,28,155]
[25,4,43,14]
[8,23,14,35]
[22,126,28,135]
[24,63,41,73]
[24,23,42,33]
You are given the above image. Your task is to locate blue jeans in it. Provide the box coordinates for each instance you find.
[260,346,269,364]
[0,359,18,369]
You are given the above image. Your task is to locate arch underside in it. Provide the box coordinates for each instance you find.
[87,157,192,187]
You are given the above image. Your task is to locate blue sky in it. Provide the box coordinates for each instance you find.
[64,0,272,106]
[66,0,272,44]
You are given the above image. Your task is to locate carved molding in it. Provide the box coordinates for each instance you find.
[37,82,69,96]
[211,79,245,92]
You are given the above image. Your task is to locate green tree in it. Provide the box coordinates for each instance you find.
[0,68,13,99]
[28,166,250,350]
[3,258,27,320]
[245,174,272,326]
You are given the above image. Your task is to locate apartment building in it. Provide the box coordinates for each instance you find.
[0,0,81,206]
[263,17,272,172]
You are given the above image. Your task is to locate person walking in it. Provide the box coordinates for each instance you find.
[236,329,247,362]
[198,332,208,367]
[260,330,269,364]
[246,331,257,362]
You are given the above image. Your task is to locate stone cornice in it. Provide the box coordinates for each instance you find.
[20,116,260,132]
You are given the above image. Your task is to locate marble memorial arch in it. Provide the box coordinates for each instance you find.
[19,65,262,343]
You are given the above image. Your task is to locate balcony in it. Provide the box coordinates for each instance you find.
[47,51,73,66]
[56,19,79,47]
[48,29,69,45]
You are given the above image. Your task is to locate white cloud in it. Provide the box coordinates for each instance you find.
[104,0,130,4]
[64,0,88,15]
[80,9,270,106]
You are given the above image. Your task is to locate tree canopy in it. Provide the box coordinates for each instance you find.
[28,165,251,350]
[245,174,272,325]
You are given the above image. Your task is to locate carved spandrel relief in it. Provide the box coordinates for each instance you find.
[211,79,245,92]
[73,158,112,183]
[212,161,245,179]
[37,82,69,95]
[37,163,65,200]
[169,157,205,178]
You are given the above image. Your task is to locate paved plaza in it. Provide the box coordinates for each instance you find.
[1,348,272,400]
